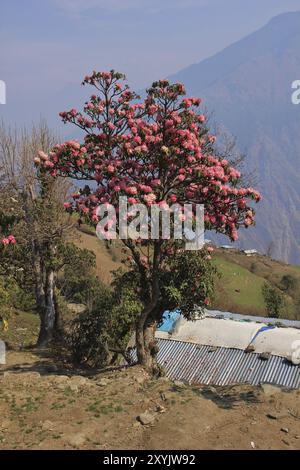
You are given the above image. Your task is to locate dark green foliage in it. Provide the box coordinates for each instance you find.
[66,276,141,368]
[0,275,35,320]
[160,249,217,319]
[262,282,285,318]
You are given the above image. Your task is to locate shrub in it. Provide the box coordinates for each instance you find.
[262,282,285,318]
[66,278,141,368]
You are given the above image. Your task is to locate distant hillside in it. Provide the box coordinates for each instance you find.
[75,226,300,320]
[169,11,300,265]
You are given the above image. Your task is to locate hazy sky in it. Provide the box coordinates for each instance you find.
[1,0,300,129]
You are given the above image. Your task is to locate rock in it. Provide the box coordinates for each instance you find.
[0,419,10,429]
[282,439,290,447]
[266,411,288,420]
[53,375,69,383]
[259,352,270,361]
[53,375,70,389]
[3,371,15,378]
[96,378,109,387]
[66,433,86,448]
[244,345,255,353]
[134,375,147,385]
[69,383,79,393]
[70,375,86,385]
[138,411,155,426]
[261,384,283,396]
[41,420,55,431]
[173,380,185,388]
[160,391,174,402]
[281,428,289,434]
[250,441,255,449]
[155,404,166,413]
[70,376,93,387]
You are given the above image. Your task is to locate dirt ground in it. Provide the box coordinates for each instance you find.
[0,350,299,450]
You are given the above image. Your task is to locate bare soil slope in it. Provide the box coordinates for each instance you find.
[0,351,299,450]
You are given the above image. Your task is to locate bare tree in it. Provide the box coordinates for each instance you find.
[0,121,74,347]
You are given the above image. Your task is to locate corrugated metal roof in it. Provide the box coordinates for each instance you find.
[129,339,300,388]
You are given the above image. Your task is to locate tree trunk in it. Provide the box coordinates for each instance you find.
[132,240,162,375]
[32,240,46,313]
[136,313,160,375]
[36,267,56,348]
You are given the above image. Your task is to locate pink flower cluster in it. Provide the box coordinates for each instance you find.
[1,235,16,246]
[37,71,261,243]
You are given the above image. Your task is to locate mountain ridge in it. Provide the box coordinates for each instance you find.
[170,11,300,264]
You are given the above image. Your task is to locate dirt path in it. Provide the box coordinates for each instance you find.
[0,351,299,450]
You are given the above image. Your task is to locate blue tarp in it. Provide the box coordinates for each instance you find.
[158,310,180,332]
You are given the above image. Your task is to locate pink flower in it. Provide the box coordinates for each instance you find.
[128,197,137,204]
[150,179,161,187]
[140,185,152,193]
[144,193,156,205]
[107,165,115,173]
[8,235,16,245]
[126,186,137,195]
[237,199,246,209]
[38,151,48,161]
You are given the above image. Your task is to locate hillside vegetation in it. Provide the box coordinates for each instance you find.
[73,227,300,320]
[1,225,299,352]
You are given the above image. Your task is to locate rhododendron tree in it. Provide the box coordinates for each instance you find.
[38,70,261,372]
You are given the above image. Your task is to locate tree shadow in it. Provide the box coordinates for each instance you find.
[1,346,132,378]
[193,384,262,410]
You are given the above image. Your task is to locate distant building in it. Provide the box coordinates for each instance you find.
[221,245,234,250]
[243,249,259,256]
